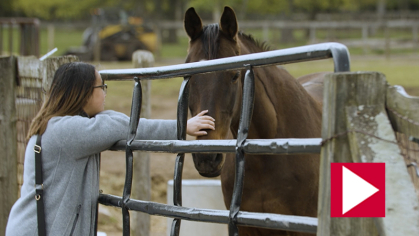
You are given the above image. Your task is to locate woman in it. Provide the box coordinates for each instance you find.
[6,62,215,236]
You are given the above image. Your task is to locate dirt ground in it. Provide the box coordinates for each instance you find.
[96,58,211,236]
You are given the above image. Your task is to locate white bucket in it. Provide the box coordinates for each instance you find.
[167,179,228,236]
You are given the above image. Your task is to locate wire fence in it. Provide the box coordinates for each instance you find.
[388,106,419,198]
[15,57,43,195]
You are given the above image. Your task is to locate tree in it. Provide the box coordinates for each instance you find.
[11,0,152,20]
[10,0,419,22]
[0,0,15,17]
[12,0,101,20]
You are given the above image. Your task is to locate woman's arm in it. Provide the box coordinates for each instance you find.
[137,110,215,139]
[47,110,215,158]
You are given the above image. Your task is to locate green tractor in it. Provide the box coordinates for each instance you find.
[65,8,157,61]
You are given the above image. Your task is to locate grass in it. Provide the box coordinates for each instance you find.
[41,28,84,56]
[159,37,189,59]
[0,27,84,57]
[103,78,184,115]
[283,55,419,89]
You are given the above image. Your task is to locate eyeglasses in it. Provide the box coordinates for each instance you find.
[94,84,107,94]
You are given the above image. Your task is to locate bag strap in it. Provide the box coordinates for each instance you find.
[34,135,46,236]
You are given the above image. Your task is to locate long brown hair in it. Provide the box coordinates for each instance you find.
[27,62,97,139]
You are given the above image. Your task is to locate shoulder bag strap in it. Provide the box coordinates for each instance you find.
[34,135,46,236]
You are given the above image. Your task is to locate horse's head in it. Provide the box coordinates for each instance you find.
[184,6,244,177]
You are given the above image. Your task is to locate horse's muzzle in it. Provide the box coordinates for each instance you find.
[192,153,225,177]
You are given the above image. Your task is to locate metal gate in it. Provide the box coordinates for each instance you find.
[98,42,350,236]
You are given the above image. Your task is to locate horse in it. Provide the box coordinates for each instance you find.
[184,6,324,236]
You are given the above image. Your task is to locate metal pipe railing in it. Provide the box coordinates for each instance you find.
[109,138,322,154]
[99,42,350,81]
[98,42,350,236]
[170,77,190,236]
[98,194,318,234]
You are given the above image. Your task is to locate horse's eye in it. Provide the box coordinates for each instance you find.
[232,72,240,82]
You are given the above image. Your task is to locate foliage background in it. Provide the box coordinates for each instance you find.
[2,0,419,20]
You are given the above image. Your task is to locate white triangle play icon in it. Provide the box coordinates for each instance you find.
[342,166,379,214]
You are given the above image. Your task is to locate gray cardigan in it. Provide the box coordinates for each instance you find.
[6,110,177,236]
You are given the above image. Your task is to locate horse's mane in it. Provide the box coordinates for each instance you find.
[201,24,271,59]
[237,31,272,52]
[202,24,220,60]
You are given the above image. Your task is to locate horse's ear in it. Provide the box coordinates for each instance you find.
[184,7,203,41]
[220,6,238,40]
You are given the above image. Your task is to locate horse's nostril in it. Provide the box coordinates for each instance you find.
[192,153,225,178]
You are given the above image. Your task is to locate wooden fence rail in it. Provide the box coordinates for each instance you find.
[156,19,419,56]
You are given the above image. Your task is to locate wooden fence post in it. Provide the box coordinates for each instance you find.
[8,22,13,56]
[385,26,390,59]
[362,25,369,54]
[47,24,55,52]
[0,24,3,55]
[41,56,79,93]
[93,30,101,62]
[413,24,418,51]
[310,27,316,44]
[262,23,269,43]
[318,72,419,235]
[0,56,17,236]
[131,50,153,236]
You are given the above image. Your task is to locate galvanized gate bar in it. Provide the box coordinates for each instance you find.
[122,78,143,236]
[109,138,322,154]
[98,194,318,234]
[170,77,190,236]
[171,153,184,236]
[229,67,256,236]
[97,42,351,235]
[99,42,350,81]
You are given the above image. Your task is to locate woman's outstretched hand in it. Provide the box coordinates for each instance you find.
[187,110,215,136]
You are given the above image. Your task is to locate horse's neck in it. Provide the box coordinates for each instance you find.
[232,42,322,139]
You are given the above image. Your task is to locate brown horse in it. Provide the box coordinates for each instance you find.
[185,6,324,236]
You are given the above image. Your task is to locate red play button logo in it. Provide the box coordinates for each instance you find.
[331,163,385,217]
